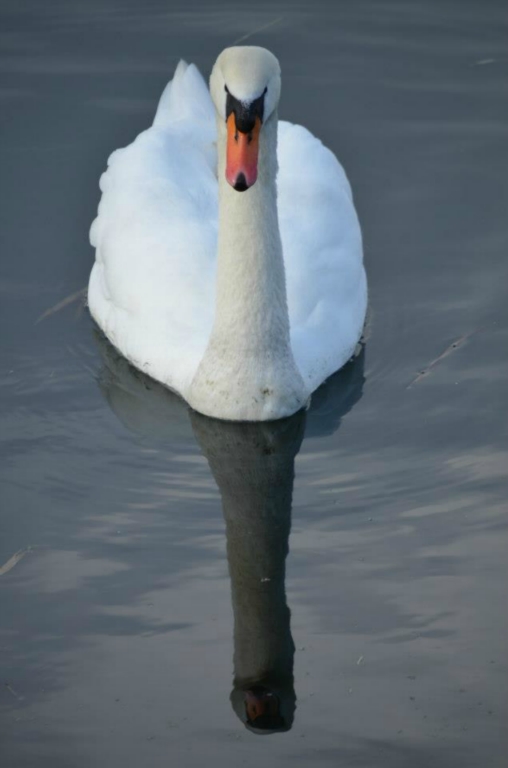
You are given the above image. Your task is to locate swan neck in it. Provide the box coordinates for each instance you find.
[214,111,290,348]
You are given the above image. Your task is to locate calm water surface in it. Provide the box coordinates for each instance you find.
[1,1,507,766]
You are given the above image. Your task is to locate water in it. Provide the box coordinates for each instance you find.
[1,1,507,765]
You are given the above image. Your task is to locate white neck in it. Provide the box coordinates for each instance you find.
[214,112,289,352]
[188,111,306,421]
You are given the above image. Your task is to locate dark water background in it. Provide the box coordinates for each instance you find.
[1,1,507,765]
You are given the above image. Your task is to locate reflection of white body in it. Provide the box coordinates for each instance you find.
[191,414,304,733]
[89,47,367,421]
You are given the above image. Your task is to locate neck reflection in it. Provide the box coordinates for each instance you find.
[191,412,304,734]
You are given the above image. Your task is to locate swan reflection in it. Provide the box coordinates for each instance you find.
[95,331,365,734]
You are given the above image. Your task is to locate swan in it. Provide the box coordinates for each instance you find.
[88,46,367,421]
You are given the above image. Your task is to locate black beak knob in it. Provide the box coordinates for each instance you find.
[233,173,248,192]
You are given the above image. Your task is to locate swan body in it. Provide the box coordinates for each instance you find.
[88,47,367,421]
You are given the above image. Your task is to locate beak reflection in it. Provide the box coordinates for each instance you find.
[245,687,285,731]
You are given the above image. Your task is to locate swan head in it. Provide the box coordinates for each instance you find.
[210,46,281,192]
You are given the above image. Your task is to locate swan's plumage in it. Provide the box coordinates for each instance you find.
[89,58,367,413]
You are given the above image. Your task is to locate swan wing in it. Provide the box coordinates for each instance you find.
[88,62,218,395]
[277,120,367,393]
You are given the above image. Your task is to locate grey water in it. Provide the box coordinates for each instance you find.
[1,1,507,766]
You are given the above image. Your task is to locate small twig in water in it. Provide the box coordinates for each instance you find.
[0,547,32,577]
[36,287,87,324]
[407,327,486,389]
[5,683,24,702]
[232,17,283,46]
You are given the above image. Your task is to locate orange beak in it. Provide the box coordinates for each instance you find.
[226,113,261,192]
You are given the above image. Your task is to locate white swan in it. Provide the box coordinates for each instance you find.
[88,46,367,421]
